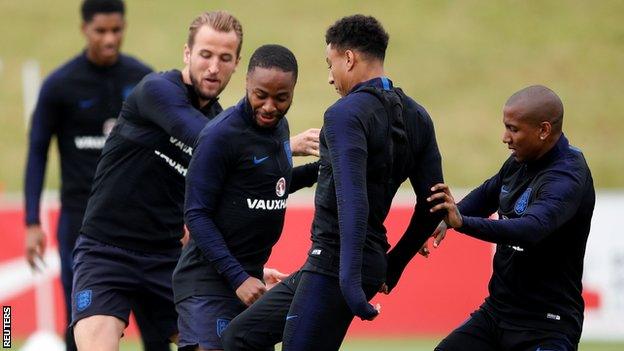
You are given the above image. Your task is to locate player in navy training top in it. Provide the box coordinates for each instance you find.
[70,12,319,351]
[173,44,318,351]
[222,15,445,351]
[21,1,166,350]
[429,85,595,351]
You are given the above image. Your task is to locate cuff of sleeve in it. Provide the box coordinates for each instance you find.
[25,219,40,226]
[225,267,251,291]
[458,215,475,233]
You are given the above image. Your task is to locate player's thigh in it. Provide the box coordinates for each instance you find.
[223,271,302,351]
[282,271,373,351]
[176,295,247,351]
[71,235,137,328]
[133,249,181,344]
[435,309,500,351]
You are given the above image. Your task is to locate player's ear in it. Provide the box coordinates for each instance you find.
[80,21,88,36]
[345,50,355,71]
[183,44,191,65]
[539,121,552,140]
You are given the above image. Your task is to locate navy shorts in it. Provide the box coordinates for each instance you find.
[176,295,247,350]
[70,235,179,342]
[435,308,577,351]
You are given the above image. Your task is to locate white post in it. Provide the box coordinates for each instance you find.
[21,59,41,129]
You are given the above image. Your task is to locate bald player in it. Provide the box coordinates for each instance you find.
[429,85,595,351]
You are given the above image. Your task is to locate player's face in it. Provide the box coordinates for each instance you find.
[184,25,240,102]
[246,67,296,128]
[326,44,349,97]
[82,13,125,66]
[502,105,544,163]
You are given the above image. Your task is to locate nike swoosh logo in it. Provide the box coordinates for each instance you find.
[286,315,298,321]
[253,156,269,165]
[501,186,510,194]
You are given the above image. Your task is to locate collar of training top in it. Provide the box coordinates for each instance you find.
[82,49,122,72]
[526,134,569,171]
[349,76,394,95]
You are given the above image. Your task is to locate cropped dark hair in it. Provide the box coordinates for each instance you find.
[248,44,298,81]
[81,0,125,23]
[325,15,389,61]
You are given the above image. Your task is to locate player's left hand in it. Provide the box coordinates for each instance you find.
[361,303,381,321]
[263,267,288,290]
[428,183,463,229]
[290,128,320,157]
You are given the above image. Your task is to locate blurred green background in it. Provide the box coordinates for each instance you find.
[1,0,623,193]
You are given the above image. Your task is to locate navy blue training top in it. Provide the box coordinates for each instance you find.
[24,52,152,224]
[303,77,444,319]
[457,134,595,341]
[172,98,317,302]
[80,70,222,252]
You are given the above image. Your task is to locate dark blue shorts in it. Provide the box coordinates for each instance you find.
[176,295,247,350]
[435,308,577,351]
[70,235,180,342]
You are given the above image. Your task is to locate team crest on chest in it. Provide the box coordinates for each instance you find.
[514,187,532,215]
[276,177,286,197]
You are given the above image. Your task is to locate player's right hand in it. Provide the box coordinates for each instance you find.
[25,224,46,272]
[235,277,267,306]
[428,183,463,229]
[290,128,320,157]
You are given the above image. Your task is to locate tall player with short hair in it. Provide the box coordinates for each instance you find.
[223,15,445,350]
[22,1,167,349]
[70,11,318,351]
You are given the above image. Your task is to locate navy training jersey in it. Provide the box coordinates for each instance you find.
[24,52,152,224]
[173,97,317,301]
[303,78,444,297]
[80,70,222,252]
[458,135,595,341]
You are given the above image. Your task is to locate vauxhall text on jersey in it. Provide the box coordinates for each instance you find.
[173,97,318,300]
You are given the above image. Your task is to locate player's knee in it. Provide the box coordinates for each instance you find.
[73,315,125,351]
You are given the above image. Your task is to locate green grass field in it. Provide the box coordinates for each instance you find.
[1,0,623,192]
[10,337,624,351]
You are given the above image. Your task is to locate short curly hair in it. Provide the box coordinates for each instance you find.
[325,15,389,61]
[248,44,298,82]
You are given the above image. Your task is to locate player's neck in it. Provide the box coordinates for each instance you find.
[181,66,212,109]
[85,49,119,67]
[349,64,385,92]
